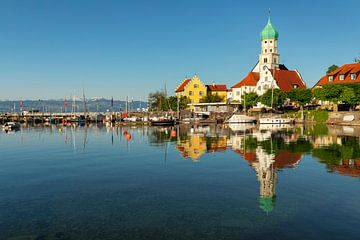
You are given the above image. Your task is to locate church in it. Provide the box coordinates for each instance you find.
[230,16,306,102]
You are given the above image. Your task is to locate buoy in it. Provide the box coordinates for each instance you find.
[125,133,131,140]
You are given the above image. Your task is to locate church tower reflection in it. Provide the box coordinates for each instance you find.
[252,146,276,213]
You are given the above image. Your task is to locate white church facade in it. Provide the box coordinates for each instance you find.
[230,17,306,103]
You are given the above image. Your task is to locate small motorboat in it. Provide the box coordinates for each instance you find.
[226,114,256,124]
[2,122,21,131]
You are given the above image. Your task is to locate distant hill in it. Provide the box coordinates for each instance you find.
[0,99,148,113]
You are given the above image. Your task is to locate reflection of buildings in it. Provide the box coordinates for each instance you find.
[176,134,207,161]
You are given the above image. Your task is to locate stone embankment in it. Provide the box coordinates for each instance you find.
[327,112,360,126]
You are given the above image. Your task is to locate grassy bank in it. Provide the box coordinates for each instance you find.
[285,110,329,123]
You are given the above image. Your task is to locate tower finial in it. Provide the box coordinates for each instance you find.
[268,8,271,20]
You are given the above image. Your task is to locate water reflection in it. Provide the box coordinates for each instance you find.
[150,123,360,212]
[1,123,360,239]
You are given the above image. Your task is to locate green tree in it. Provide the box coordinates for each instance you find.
[242,92,259,110]
[259,89,287,109]
[200,94,225,103]
[165,96,190,111]
[148,91,166,111]
[313,84,342,111]
[339,87,356,109]
[287,88,313,120]
[326,64,339,74]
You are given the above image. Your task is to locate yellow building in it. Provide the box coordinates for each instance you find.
[175,75,207,109]
[206,83,228,102]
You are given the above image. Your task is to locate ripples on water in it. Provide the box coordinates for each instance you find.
[0,123,360,240]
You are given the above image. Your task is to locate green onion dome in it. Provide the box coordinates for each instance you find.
[261,17,279,41]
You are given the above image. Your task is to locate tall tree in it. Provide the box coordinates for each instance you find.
[313,84,344,111]
[165,96,190,111]
[242,92,259,110]
[259,89,287,109]
[287,88,313,121]
[148,91,166,111]
[326,64,339,74]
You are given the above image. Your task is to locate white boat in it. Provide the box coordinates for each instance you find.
[259,116,294,124]
[2,122,20,131]
[226,114,256,124]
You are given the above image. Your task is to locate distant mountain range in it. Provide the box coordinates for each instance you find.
[0,98,148,113]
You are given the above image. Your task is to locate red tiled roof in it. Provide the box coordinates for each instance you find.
[231,72,260,88]
[175,79,191,92]
[206,84,227,91]
[314,63,360,88]
[272,69,306,92]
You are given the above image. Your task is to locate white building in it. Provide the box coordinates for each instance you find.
[231,16,306,103]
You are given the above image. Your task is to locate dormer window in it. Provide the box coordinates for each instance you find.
[351,73,356,80]
[293,84,299,89]
[328,76,334,82]
[339,75,345,80]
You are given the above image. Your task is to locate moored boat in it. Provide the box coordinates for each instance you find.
[150,117,175,126]
[226,114,256,124]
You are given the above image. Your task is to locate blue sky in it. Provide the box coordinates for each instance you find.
[0,0,359,100]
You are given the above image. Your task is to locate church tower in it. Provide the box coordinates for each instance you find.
[259,16,280,70]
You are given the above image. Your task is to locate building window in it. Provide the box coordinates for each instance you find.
[293,84,299,88]
[274,58,277,63]
[328,76,334,82]
[270,41,273,43]
[236,91,240,96]
[199,91,203,96]
[339,75,345,80]
[189,91,193,96]
[258,86,261,91]
[265,49,267,53]
[270,49,273,53]
[351,73,356,80]
[265,77,268,81]
[264,85,269,90]
[264,58,268,63]
[265,41,267,43]
[194,84,199,88]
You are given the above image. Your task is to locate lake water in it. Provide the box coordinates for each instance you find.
[1,123,360,240]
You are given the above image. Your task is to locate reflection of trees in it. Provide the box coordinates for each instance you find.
[258,137,312,156]
[312,137,360,177]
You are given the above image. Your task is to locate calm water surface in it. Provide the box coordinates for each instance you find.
[0,123,360,240]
